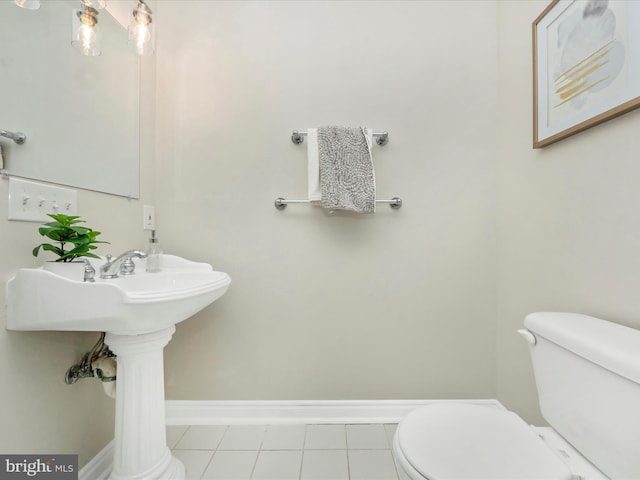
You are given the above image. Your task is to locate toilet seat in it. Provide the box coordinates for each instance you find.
[394,403,575,480]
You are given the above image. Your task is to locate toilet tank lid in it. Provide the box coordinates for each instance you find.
[525,312,640,385]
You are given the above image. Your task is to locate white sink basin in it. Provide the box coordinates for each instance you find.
[6,254,231,334]
[7,254,231,479]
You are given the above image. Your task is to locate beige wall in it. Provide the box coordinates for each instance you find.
[0,43,156,469]
[156,1,499,402]
[496,0,640,423]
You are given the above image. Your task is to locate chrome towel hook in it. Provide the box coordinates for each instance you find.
[0,130,27,145]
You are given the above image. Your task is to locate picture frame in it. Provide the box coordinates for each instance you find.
[533,0,640,148]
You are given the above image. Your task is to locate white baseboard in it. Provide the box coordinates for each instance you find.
[81,398,503,479]
[164,398,503,425]
[79,440,113,480]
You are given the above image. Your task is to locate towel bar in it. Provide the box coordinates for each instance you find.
[291,130,389,146]
[274,197,402,210]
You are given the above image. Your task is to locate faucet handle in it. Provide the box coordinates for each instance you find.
[119,251,147,276]
[120,257,136,276]
[82,258,95,283]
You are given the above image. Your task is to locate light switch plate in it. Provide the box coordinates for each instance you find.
[143,205,156,230]
[8,177,78,222]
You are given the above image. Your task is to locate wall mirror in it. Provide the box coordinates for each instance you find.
[0,1,140,198]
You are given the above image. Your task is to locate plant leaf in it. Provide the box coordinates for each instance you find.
[69,226,91,235]
[46,214,84,226]
[33,243,65,258]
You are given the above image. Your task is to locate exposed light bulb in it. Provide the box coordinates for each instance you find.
[71,3,101,56]
[132,23,151,55]
[78,23,96,55]
[128,0,154,56]
[14,0,41,10]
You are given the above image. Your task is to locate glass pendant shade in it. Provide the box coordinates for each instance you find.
[71,4,101,56]
[128,0,155,56]
[85,0,106,9]
[14,0,41,10]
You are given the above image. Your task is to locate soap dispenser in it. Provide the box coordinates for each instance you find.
[146,230,163,273]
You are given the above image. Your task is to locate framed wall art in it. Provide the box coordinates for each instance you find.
[533,0,640,148]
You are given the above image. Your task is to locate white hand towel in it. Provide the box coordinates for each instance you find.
[363,127,373,156]
[307,128,321,203]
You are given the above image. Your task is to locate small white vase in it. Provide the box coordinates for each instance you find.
[42,260,86,281]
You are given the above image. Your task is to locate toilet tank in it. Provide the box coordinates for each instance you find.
[523,312,640,479]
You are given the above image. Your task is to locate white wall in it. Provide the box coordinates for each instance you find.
[496,0,640,423]
[156,1,499,402]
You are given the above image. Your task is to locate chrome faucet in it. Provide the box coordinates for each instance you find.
[100,250,147,279]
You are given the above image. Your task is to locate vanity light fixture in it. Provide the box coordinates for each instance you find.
[71,0,101,57]
[128,0,155,56]
[14,0,41,10]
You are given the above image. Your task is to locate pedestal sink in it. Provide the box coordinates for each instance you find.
[6,255,231,480]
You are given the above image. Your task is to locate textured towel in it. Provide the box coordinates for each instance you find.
[318,126,376,213]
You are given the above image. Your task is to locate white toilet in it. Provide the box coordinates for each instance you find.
[393,312,640,480]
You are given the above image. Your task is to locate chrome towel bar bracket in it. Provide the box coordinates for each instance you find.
[275,197,402,210]
[291,130,389,146]
[0,130,27,145]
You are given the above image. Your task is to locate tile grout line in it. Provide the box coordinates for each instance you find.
[298,425,307,480]
[199,425,228,480]
[344,425,351,480]
[197,451,214,480]
[249,425,267,480]
[173,425,190,450]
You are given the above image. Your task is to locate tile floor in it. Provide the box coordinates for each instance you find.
[167,423,410,480]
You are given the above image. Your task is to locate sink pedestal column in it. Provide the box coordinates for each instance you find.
[105,326,185,480]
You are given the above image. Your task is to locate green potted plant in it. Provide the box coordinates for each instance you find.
[32,214,108,279]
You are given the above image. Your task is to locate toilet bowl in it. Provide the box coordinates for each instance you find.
[392,312,640,480]
[393,403,606,480]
